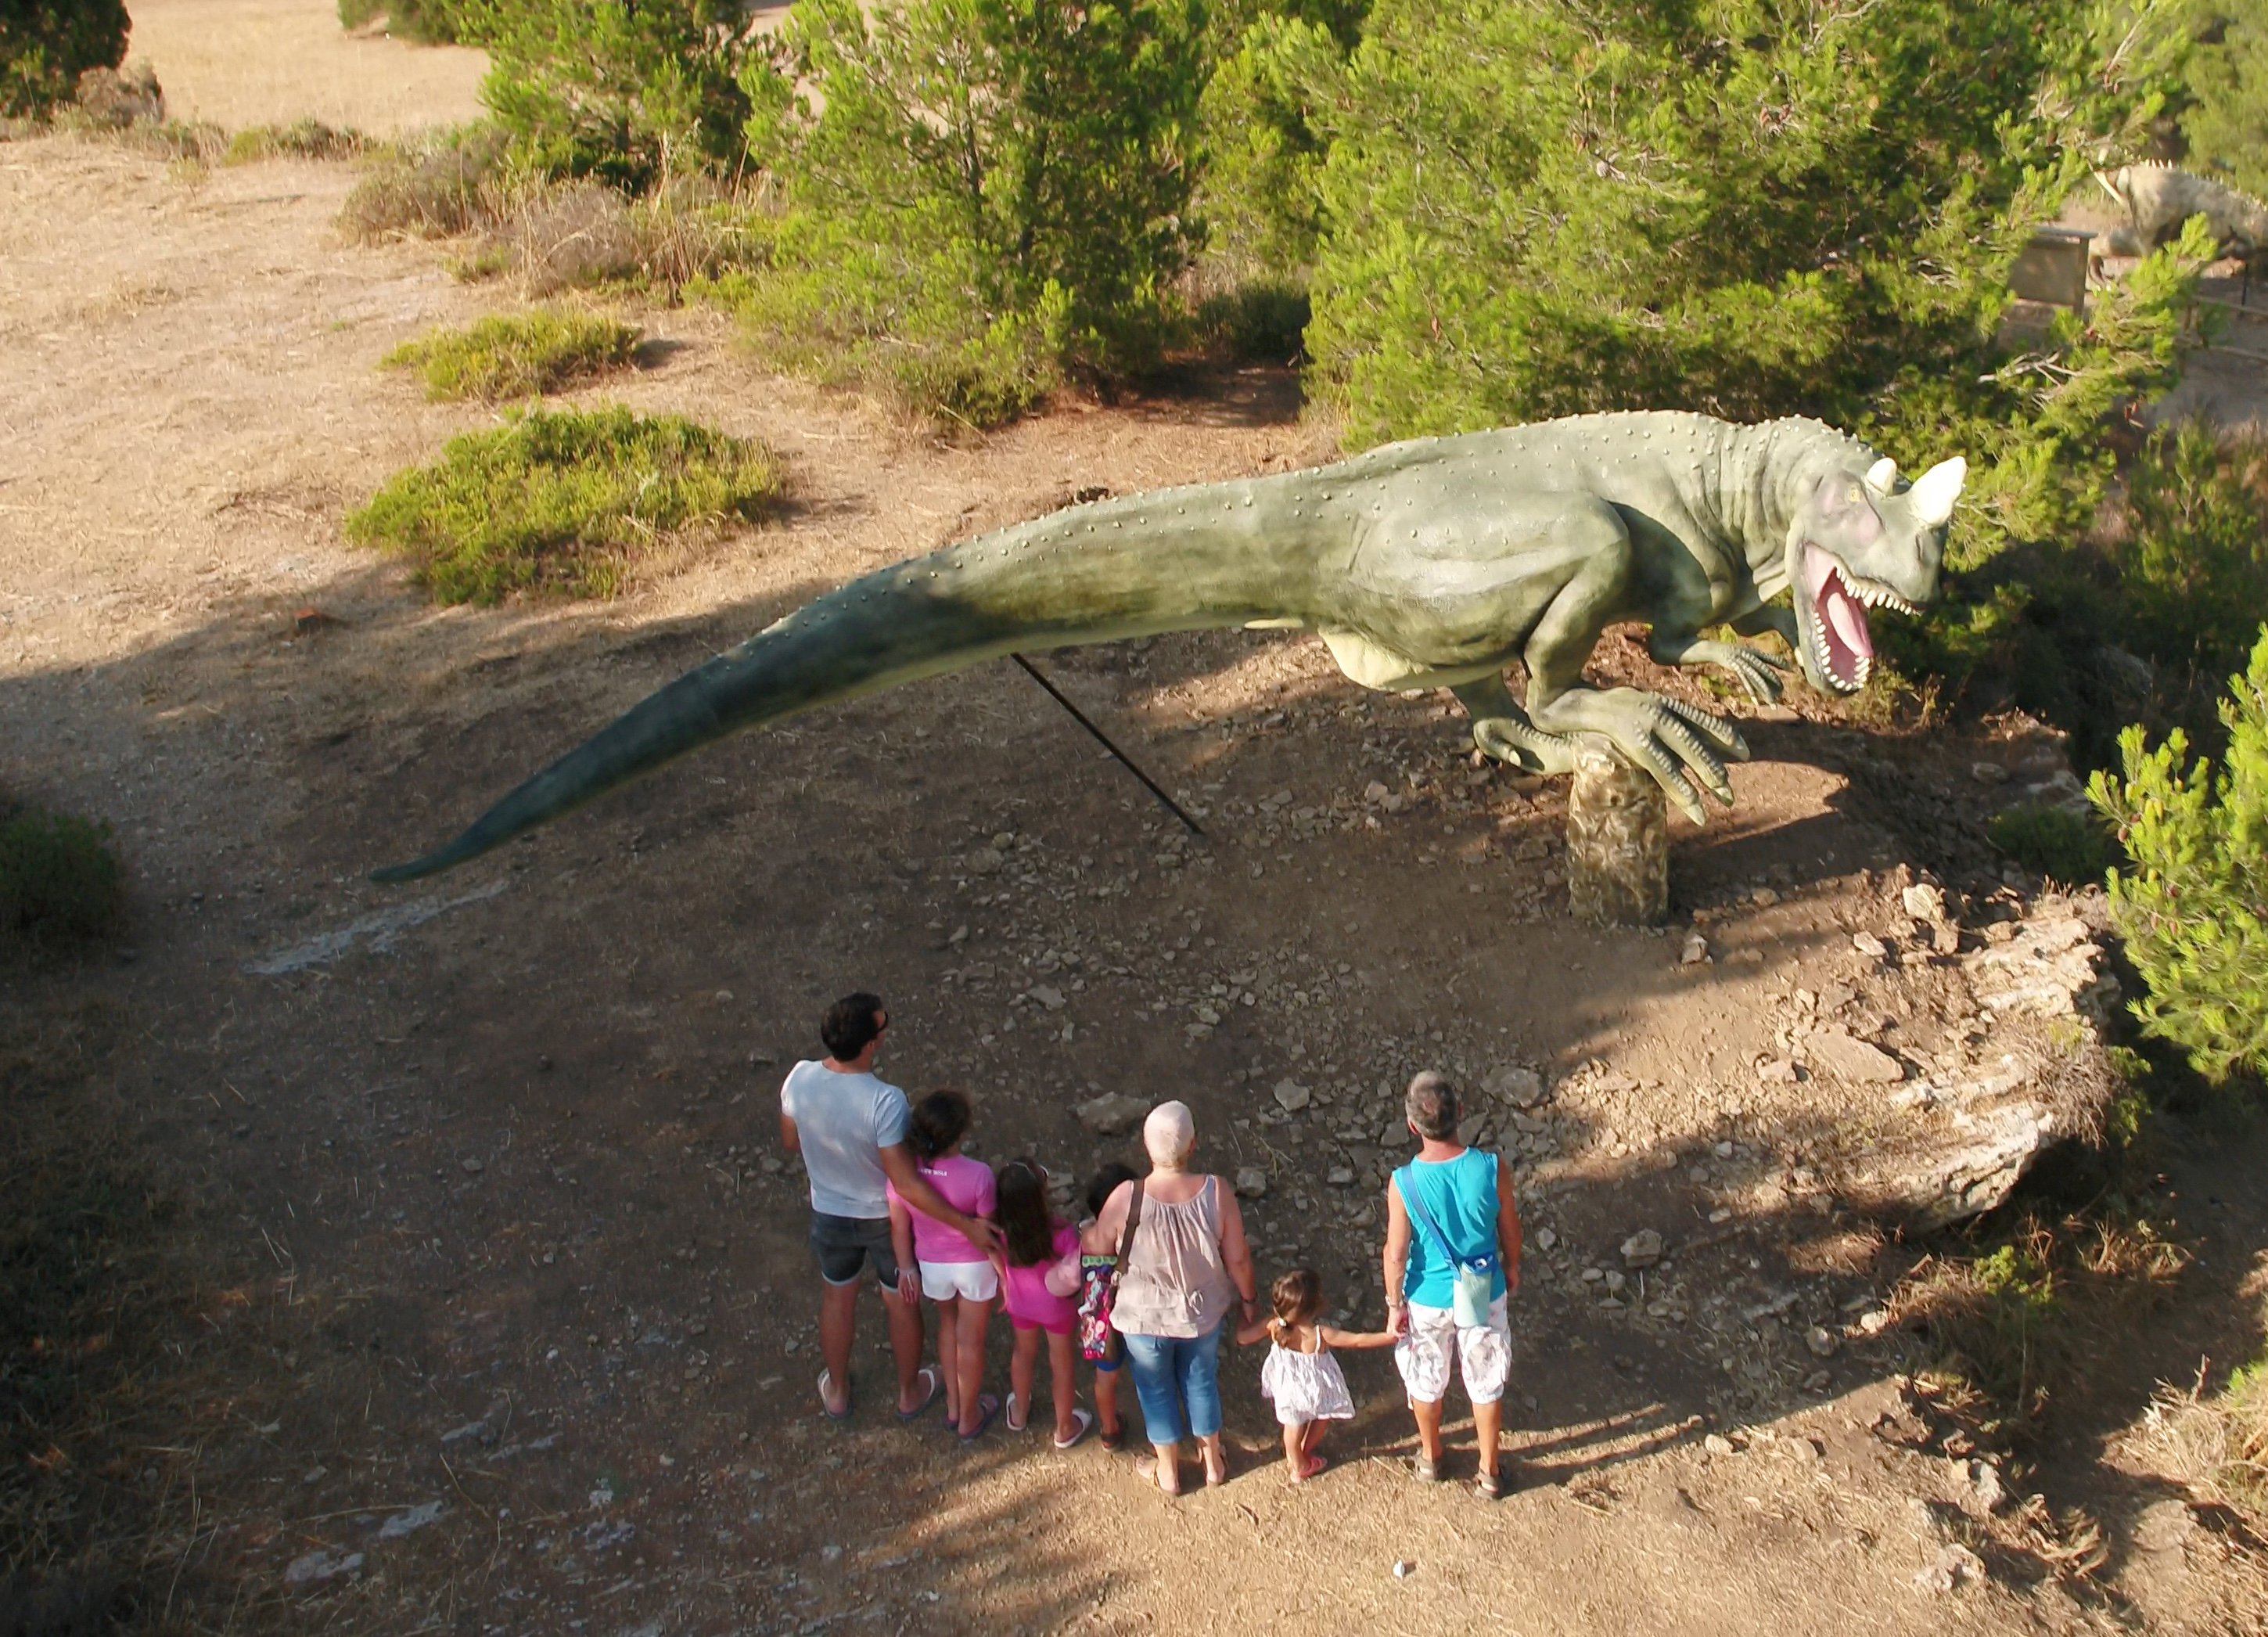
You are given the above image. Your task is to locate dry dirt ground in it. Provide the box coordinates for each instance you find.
[5,22,2268,1637]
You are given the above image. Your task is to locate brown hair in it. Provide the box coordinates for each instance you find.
[995,1159,1055,1268]
[907,1087,972,1160]
[1270,1266,1324,1329]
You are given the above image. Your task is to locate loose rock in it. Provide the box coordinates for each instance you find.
[1273,1079,1311,1113]
[1075,1092,1148,1135]
[1803,1030,1904,1083]
[1235,1167,1269,1199]
[1619,1229,1664,1268]
[1483,1065,1546,1108]
[284,1549,363,1588]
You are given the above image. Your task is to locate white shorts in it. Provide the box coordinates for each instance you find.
[1394,1295,1511,1405]
[920,1260,1000,1304]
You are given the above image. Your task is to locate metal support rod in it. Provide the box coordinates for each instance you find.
[1010,653,1205,836]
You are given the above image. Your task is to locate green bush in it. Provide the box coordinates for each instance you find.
[471,0,753,190]
[383,309,640,399]
[225,118,364,164]
[1986,803,2119,888]
[2090,627,2268,1088]
[733,0,1208,424]
[0,801,123,946]
[1229,1,2199,574]
[0,0,128,117]
[2183,4,2268,199]
[339,0,473,46]
[345,405,784,603]
[2117,420,2268,692]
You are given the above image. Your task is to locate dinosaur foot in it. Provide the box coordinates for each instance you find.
[1529,687,1749,825]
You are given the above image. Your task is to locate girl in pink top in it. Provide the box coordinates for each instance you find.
[886,1090,999,1439]
[992,1160,1092,1448]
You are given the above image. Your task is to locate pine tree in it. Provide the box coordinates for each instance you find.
[2183,4,2268,197]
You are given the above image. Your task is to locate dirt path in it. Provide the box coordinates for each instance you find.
[3,87,2266,1637]
[127,0,487,135]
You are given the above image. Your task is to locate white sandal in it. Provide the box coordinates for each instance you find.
[1054,1409,1094,1451]
[1005,1391,1028,1433]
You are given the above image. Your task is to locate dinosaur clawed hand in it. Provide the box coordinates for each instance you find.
[1711,645,1788,704]
[1472,713,1580,776]
[1529,687,1749,825]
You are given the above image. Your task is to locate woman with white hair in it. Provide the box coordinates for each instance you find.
[1090,1099,1259,1494]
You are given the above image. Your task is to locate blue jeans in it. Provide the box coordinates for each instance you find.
[1120,1326,1224,1444]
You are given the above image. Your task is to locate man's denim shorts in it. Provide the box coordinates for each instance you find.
[809,1211,901,1288]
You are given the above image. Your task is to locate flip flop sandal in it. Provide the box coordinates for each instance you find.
[817,1369,852,1423]
[1474,1467,1505,1499]
[957,1394,1001,1442]
[1054,1409,1094,1451]
[895,1365,940,1422]
[1133,1455,1182,1497]
[1099,1422,1127,1453]
[1005,1392,1028,1434]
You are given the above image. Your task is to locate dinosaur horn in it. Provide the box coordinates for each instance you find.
[1864,457,1898,494]
[1908,457,1965,526]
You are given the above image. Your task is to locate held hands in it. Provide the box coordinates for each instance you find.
[1387,1302,1411,1339]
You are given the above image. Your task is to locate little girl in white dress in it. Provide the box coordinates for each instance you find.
[1236,1266,1396,1482]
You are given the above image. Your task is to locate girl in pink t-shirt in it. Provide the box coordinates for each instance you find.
[992,1160,1091,1448]
[886,1089,998,1439]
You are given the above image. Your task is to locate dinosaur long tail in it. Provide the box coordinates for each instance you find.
[371,481,1314,882]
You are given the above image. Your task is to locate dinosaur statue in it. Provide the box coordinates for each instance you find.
[373,412,1963,881]
[2095,162,2268,259]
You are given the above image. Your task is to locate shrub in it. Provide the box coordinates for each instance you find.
[1986,804,2120,888]
[69,59,160,127]
[2182,3,2268,199]
[1234,0,2204,606]
[340,124,509,240]
[1894,1211,2188,1437]
[345,405,783,603]
[735,0,1208,424]
[2116,420,2268,695]
[472,0,753,191]
[0,799,123,947]
[382,308,640,400]
[2090,628,2268,1089]
[225,118,363,164]
[339,0,473,46]
[0,0,128,118]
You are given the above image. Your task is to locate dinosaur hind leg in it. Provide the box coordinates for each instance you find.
[1452,676,1578,775]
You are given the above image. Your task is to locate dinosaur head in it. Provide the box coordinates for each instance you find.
[1777,454,1962,695]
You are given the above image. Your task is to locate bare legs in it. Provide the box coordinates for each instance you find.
[948,1296,994,1437]
[1095,1366,1121,1444]
[817,1277,926,1417]
[818,1279,857,1416]
[1281,1419,1328,1482]
[1010,1327,1084,1441]
[883,1285,925,1415]
[1410,1394,1502,1481]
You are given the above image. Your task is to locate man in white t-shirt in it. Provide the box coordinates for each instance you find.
[779,991,997,1421]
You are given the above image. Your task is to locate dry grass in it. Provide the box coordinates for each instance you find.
[1889,1212,2192,1437]
[0,998,294,1630]
[2125,1365,2268,1530]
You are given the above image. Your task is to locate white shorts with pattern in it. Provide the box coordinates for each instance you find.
[1393,1295,1511,1405]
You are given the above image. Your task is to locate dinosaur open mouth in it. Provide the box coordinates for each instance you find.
[1799,544,1905,693]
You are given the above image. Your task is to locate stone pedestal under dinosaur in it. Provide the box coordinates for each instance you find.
[372,411,1964,883]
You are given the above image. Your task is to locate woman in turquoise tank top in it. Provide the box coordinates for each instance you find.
[1382,1072,1522,1499]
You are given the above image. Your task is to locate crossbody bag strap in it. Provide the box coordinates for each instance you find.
[1113,1179,1145,1265]
[1397,1168,1461,1272]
